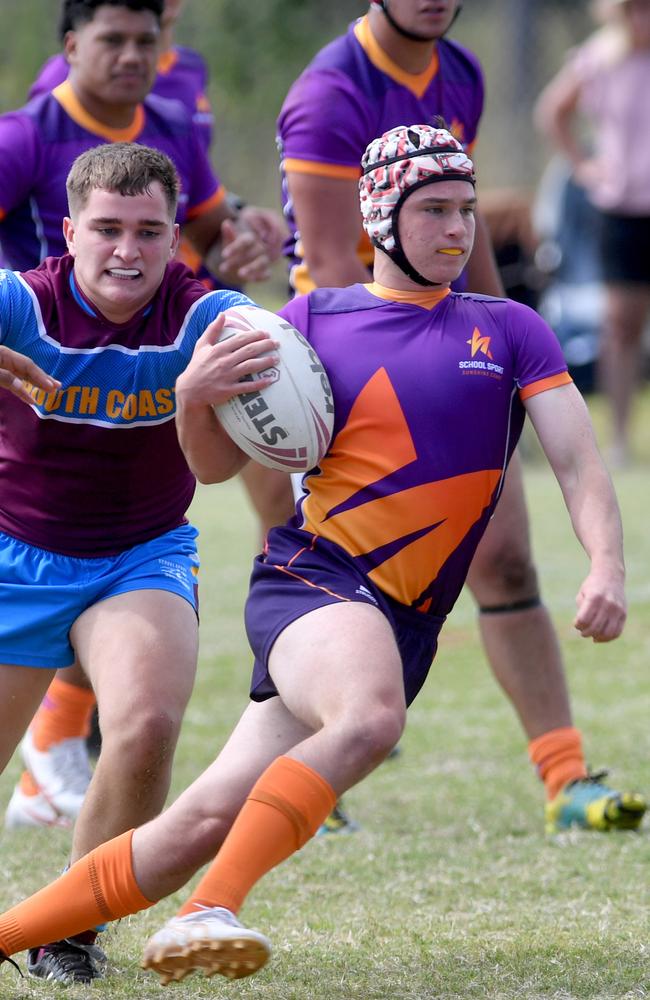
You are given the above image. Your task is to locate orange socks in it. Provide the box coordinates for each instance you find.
[0,830,152,957]
[31,677,97,751]
[529,726,588,800]
[0,757,336,958]
[178,756,336,917]
[18,772,41,797]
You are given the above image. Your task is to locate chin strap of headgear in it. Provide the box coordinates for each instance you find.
[372,0,462,41]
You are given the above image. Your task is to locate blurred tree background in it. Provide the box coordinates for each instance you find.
[0,0,594,211]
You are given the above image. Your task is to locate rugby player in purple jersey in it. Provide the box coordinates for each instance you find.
[273,0,646,836]
[0,125,631,988]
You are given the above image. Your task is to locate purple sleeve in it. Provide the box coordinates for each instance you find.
[278,293,312,336]
[278,69,372,169]
[505,300,570,392]
[28,55,69,99]
[459,45,485,147]
[0,113,41,216]
[184,124,223,216]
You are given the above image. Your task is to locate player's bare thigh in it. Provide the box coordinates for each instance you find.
[71,589,198,736]
[0,664,57,774]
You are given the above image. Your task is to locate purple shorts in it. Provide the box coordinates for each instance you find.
[245,524,445,707]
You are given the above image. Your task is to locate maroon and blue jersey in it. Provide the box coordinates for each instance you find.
[277,15,484,294]
[278,283,571,616]
[0,82,224,272]
[0,256,251,556]
[29,46,214,153]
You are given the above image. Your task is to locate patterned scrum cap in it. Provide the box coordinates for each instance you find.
[359,124,475,254]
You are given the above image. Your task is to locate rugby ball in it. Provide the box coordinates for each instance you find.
[214,305,334,472]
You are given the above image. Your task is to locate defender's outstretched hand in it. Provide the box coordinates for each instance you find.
[0,345,60,405]
[219,219,271,284]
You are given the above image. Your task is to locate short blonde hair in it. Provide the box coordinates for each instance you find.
[66,143,180,218]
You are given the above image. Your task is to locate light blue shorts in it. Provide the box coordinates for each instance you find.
[0,524,200,669]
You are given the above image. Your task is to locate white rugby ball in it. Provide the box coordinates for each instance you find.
[214,305,334,473]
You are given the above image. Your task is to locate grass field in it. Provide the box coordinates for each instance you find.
[0,392,648,1000]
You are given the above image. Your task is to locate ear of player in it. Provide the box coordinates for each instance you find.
[214,306,335,472]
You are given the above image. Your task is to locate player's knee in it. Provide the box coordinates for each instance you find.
[100,706,181,772]
[469,544,539,603]
[339,702,405,767]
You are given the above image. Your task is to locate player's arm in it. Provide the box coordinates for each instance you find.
[287,171,372,287]
[464,208,505,297]
[239,205,287,263]
[182,200,271,285]
[175,314,279,483]
[0,345,60,405]
[534,63,586,173]
[524,382,626,643]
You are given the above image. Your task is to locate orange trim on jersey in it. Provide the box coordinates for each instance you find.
[157,48,179,75]
[185,185,226,220]
[301,368,502,605]
[519,371,573,401]
[176,235,202,272]
[354,16,439,98]
[290,263,317,296]
[52,82,145,142]
[0,207,5,221]
[271,563,351,603]
[366,282,451,310]
[283,158,360,180]
[290,235,373,297]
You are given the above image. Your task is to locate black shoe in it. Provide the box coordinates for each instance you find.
[27,935,107,983]
[0,952,22,977]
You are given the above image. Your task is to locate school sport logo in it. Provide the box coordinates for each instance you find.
[458,327,504,379]
[466,327,493,360]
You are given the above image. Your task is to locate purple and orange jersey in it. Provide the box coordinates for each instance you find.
[278,283,571,617]
[0,256,251,556]
[0,82,223,272]
[276,15,484,294]
[29,46,215,153]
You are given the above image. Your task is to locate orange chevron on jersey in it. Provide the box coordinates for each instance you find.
[300,367,502,605]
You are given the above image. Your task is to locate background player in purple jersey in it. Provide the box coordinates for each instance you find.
[0,141,278,984]
[29,0,215,151]
[274,0,645,834]
[0,0,269,282]
[27,0,287,264]
[0,125,631,988]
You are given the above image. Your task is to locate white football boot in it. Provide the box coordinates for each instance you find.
[4,781,72,829]
[20,730,92,819]
[141,906,271,984]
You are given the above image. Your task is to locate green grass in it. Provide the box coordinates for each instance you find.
[0,391,648,1000]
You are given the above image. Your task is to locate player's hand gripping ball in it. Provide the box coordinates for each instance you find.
[215,305,334,472]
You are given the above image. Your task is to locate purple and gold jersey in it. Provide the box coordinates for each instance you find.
[0,256,251,556]
[0,83,223,272]
[29,46,215,153]
[277,15,484,294]
[278,284,571,617]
